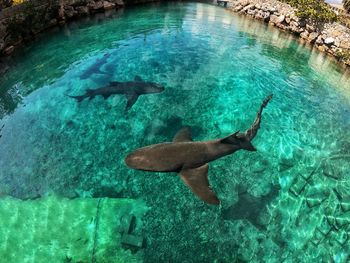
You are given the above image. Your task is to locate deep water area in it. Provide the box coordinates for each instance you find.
[1,2,350,262]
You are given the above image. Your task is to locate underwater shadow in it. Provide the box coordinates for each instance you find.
[222,184,280,230]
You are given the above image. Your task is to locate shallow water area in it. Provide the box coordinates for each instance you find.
[1,2,350,262]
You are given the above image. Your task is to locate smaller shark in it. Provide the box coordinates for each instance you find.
[68,76,165,110]
[80,53,111,80]
[125,95,273,205]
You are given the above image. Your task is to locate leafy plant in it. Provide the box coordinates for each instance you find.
[282,0,337,26]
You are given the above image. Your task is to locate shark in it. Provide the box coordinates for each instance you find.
[125,95,273,205]
[68,76,165,110]
[80,53,111,80]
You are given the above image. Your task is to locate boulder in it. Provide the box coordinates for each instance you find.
[308,32,319,43]
[242,4,254,12]
[88,0,104,10]
[75,5,89,15]
[233,4,243,12]
[269,14,278,24]
[103,1,115,10]
[324,37,335,45]
[300,31,309,39]
[247,8,257,16]
[64,5,76,18]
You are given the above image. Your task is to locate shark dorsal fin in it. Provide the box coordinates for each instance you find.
[134,75,143,82]
[220,130,240,144]
[173,127,193,142]
[180,164,220,205]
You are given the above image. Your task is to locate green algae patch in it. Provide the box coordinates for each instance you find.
[0,196,148,263]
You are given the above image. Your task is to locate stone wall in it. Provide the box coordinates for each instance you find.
[0,0,125,57]
[228,0,350,66]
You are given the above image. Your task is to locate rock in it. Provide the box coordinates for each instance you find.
[103,1,115,10]
[247,8,256,16]
[76,5,89,15]
[324,37,335,45]
[300,31,309,39]
[339,39,350,49]
[317,45,327,52]
[58,4,65,20]
[233,4,243,12]
[242,4,254,12]
[3,45,14,56]
[277,14,285,23]
[88,0,104,10]
[269,14,279,24]
[315,36,324,45]
[64,5,76,18]
[278,158,294,172]
[306,24,315,32]
[308,32,319,43]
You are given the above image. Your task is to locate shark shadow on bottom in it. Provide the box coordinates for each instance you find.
[222,184,280,230]
[68,76,165,110]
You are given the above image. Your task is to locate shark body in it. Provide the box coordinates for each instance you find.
[80,53,111,80]
[125,95,273,205]
[69,76,164,110]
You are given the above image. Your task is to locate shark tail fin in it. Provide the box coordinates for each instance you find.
[244,94,273,141]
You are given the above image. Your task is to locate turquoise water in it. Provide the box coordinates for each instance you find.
[1,2,350,262]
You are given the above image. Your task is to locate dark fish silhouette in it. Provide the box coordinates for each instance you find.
[80,53,111,80]
[222,184,280,230]
[125,95,273,205]
[68,76,165,110]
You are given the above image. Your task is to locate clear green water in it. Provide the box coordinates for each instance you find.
[1,2,350,262]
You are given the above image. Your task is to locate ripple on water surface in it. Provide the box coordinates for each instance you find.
[1,2,350,262]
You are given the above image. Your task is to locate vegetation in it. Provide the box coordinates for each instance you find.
[344,0,350,13]
[282,0,338,25]
[335,49,350,62]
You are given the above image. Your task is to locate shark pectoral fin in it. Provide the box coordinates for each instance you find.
[180,164,220,205]
[134,75,143,82]
[173,126,193,142]
[125,93,139,110]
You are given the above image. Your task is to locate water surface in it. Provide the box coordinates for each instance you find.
[1,2,350,262]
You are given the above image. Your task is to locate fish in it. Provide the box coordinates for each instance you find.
[68,76,165,110]
[125,95,273,205]
[80,53,111,80]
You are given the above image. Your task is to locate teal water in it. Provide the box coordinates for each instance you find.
[1,2,350,262]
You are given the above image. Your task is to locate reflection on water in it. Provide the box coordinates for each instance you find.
[0,2,350,262]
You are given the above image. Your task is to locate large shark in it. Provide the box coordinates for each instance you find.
[125,95,273,205]
[68,76,165,110]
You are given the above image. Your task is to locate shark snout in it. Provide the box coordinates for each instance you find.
[125,152,149,170]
